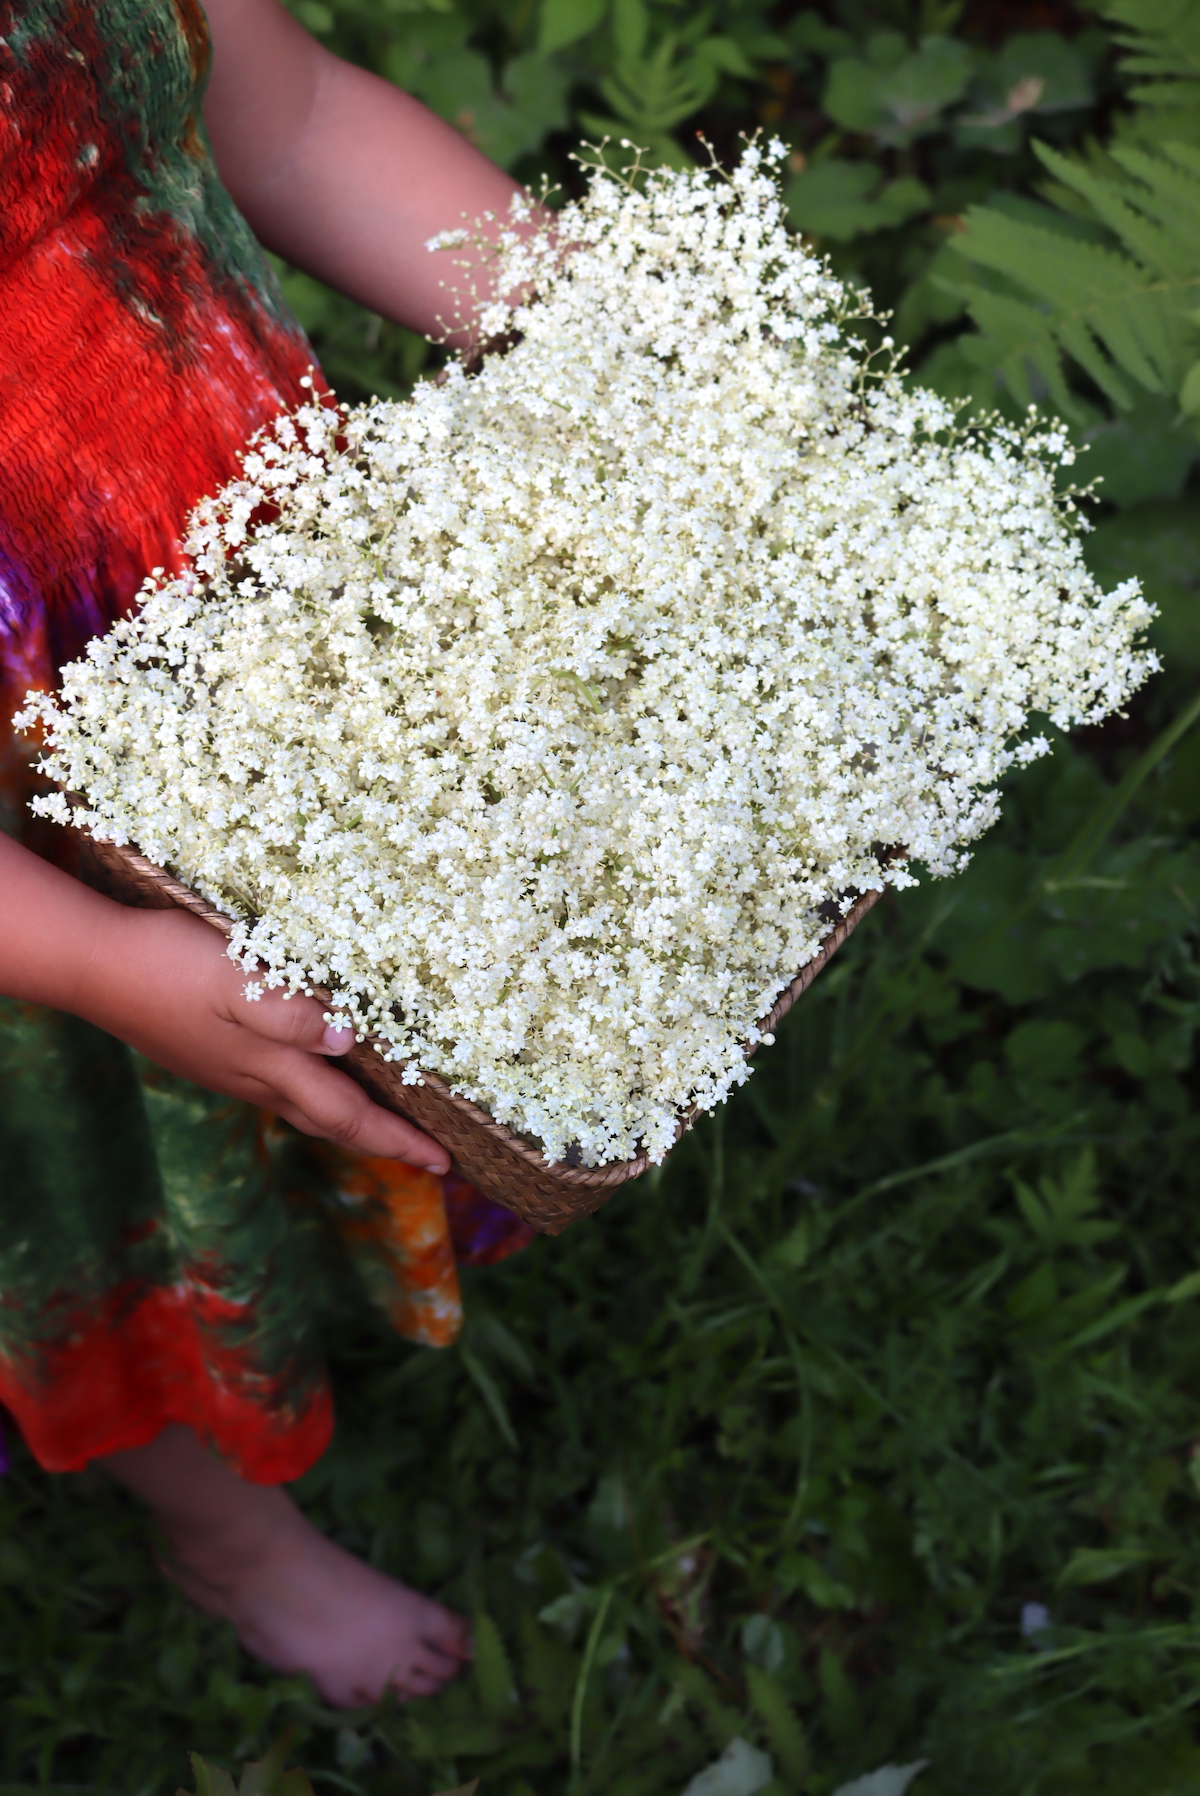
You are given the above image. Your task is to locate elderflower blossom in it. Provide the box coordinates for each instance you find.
[22,145,1153,1167]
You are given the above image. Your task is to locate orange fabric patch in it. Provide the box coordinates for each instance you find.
[327,1154,464,1349]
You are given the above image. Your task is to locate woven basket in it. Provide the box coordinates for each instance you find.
[75,831,881,1233]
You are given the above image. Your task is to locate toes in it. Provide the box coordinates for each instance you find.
[417,1628,471,1668]
[420,1608,474,1661]
[393,1667,454,1702]
[409,1644,463,1684]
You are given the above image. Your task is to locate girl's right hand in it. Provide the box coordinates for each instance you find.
[0,833,450,1171]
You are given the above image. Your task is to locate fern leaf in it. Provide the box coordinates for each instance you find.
[953,207,1190,399]
[948,280,1086,417]
[1034,141,1197,281]
[1108,144,1200,242]
[1098,0,1200,83]
[599,37,715,136]
[1093,0,1200,143]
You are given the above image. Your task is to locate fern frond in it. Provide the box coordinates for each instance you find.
[953,199,1197,403]
[1108,144,1200,243]
[1097,0,1200,84]
[1093,0,1200,139]
[950,283,1083,418]
[951,79,1200,427]
[1034,141,1200,281]
[598,37,716,136]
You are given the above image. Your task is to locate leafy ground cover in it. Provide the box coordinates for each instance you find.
[4,1,1200,1792]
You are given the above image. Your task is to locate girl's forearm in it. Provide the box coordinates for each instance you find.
[202,0,526,345]
[0,833,120,1017]
[0,834,449,1166]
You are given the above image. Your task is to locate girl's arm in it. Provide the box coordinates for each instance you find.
[202,0,526,346]
[2,2,524,1168]
[0,835,450,1171]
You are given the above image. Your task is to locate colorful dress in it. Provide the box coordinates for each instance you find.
[0,0,530,1482]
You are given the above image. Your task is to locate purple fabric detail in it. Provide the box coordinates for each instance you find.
[442,1174,535,1267]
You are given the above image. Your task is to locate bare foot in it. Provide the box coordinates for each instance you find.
[100,1425,471,1707]
[163,1495,471,1705]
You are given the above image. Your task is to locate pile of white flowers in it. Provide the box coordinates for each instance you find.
[24,144,1152,1167]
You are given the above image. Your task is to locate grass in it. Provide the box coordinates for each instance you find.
[5,715,1200,1795]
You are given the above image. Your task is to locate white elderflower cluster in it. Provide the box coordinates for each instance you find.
[23,145,1153,1167]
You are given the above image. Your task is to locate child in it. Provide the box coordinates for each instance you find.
[0,0,535,1709]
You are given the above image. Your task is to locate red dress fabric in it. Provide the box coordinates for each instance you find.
[0,0,532,1484]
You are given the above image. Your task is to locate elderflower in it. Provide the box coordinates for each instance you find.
[22,145,1153,1167]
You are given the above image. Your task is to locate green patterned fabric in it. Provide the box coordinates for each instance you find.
[0,1000,337,1477]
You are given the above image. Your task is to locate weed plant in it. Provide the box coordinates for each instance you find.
[4,1,1200,1792]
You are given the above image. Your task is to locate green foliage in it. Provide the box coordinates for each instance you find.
[785,161,930,242]
[1101,0,1200,144]
[823,33,974,146]
[179,1739,314,1796]
[947,0,1200,430]
[5,3,1200,1794]
[949,139,1200,423]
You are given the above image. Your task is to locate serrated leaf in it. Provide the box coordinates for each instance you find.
[473,1608,516,1716]
[239,1739,313,1796]
[179,1757,238,1796]
[745,1665,810,1785]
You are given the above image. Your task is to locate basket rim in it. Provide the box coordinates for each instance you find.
[77,827,883,1191]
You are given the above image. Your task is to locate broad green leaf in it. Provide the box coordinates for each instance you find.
[538,0,604,54]
[611,0,647,63]
[1085,498,1200,668]
[1076,391,1200,506]
[832,1767,929,1796]
[779,1550,855,1608]
[1180,356,1200,412]
[825,35,973,145]
[1058,1545,1156,1585]
[1005,1019,1087,1085]
[680,1737,774,1796]
[786,160,930,241]
[741,1613,786,1673]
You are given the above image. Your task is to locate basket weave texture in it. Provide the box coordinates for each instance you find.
[76,832,881,1233]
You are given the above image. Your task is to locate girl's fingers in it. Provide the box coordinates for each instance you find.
[224,977,353,1055]
[263,1049,451,1172]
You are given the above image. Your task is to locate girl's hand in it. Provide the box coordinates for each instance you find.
[88,906,450,1169]
[0,834,450,1171]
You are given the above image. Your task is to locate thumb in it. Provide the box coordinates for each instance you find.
[230,978,356,1057]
